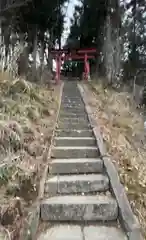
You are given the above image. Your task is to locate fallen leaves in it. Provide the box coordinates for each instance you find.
[0,75,60,238]
[89,81,146,238]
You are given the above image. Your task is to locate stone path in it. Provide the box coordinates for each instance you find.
[38,82,128,239]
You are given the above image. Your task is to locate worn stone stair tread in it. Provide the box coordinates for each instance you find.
[38,224,127,240]
[59,115,87,118]
[56,129,94,137]
[59,116,88,119]
[60,106,85,108]
[45,174,109,194]
[59,113,88,117]
[83,225,127,240]
[57,124,91,128]
[60,110,85,113]
[60,106,85,109]
[40,195,118,221]
[56,129,93,133]
[55,137,94,140]
[62,97,82,99]
[54,137,96,146]
[62,105,85,108]
[61,101,83,104]
[59,118,89,124]
[53,146,97,150]
[57,123,91,130]
[58,119,89,124]
[62,98,83,100]
[49,158,103,174]
[60,111,86,115]
[61,105,84,108]
[62,105,84,108]
[52,146,99,158]
[59,116,88,120]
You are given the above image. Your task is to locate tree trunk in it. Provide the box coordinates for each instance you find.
[40,35,45,82]
[103,0,122,86]
[17,45,29,78]
[103,15,113,84]
[32,25,38,81]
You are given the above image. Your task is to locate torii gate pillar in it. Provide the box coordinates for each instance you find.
[78,48,97,81]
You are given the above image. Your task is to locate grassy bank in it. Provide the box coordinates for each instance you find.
[88,80,146,238]
[0,72,60,239]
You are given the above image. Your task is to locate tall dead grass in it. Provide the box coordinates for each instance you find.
[0,72,59,239]
[89,81,146,238]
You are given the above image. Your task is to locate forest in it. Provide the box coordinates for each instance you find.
[0,1,146,239]
[0,0,146,86]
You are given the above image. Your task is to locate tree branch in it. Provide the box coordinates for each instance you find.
[0,0,32,15]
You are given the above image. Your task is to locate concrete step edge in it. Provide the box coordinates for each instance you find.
[56,129,93,132]
[45,174,109,194]
[40,195,118,221]
[55,137,95,140]
[49,158,103,174]
[53,146,98,150]
[50,158,102,162]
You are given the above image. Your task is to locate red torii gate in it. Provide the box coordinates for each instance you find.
[51,48,97,84]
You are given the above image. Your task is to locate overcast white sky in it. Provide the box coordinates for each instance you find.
[62,0,78,46]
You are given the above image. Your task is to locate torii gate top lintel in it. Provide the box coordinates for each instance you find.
[51,48,97,55]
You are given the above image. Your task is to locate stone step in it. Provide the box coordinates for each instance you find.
[59,116,87,120]
[59,112,87,117]
[62,96,81,98]
[45,174,109,194]
[56,129,94,137]
[60,112,86,117]
[62,100,82,103]
[51,146,99,158]
[63,92,80,94]
[63,95,82,97]
[62,102,83,105]
[63,96,81,98]
[61,100,83,104]
[61,100,82,107]
[40,195,118,221]
[60,112,87,117]
[62,97,81,99]
[54,137,96,146]
[38,224,127,240]
[57,122,91,130]
[61,105,84,109]
[59,117,89,123]
[58,118,89,123]
[83,225,127,240]
[61,102,84,105]
[60,108,86,113]
[62,106,85,110]
[61,98,82,101]
[49,158,103,174]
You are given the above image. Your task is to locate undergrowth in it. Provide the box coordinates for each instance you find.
[89,80,146,239]
[0,71,59,239]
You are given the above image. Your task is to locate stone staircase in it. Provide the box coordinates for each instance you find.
[38,82,127,239]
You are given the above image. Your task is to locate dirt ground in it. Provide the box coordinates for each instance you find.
[0,72,61,239]
[85,81,146,239]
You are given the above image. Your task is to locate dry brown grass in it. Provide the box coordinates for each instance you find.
[88,81,146,238]
[0,73,60,239]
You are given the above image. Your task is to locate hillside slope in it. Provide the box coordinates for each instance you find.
[0,72,61,239]
[87,81,146,238]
